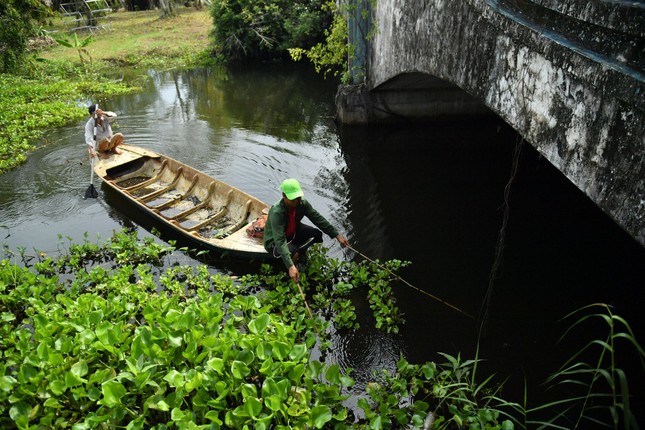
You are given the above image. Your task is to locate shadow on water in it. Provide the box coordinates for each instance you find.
[338,119,645,417]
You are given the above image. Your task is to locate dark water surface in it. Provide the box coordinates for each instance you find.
[2,64,644,417]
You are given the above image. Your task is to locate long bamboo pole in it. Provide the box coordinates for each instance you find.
[347,245,474,319]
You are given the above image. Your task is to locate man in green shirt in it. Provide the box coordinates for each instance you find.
[264,178,350,283]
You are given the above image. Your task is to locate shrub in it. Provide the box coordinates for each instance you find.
[209,0,332,62]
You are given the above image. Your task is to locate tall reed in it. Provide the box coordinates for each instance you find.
[520,303,644,429]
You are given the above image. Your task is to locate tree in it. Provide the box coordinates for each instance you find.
[290,0,375,84]
[210,0,332,62]
[158,0,176,19]
[289,1,349,82]
[0,0,50,73]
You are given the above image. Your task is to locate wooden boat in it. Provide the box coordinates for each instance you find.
[93,144,270,259]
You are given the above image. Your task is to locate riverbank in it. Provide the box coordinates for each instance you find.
[0,8,212,175]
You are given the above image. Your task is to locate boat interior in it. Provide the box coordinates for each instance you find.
[104,156,265,241]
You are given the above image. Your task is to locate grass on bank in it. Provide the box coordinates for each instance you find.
[0,7,213,175]
[39,8,212,68]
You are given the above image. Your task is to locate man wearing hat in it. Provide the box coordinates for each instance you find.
[85,104,124,159]
[264,178,350,282]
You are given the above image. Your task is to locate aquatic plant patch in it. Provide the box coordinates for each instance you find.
[0,234,355,429]
[1,230,640,429]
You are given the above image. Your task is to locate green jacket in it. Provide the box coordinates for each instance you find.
[263,198,339,269]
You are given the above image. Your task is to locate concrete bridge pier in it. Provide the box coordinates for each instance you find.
[336,73,492,124]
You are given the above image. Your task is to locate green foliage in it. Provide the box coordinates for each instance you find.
[289,1,350,82]
[0,0,50,73]
[1,233,642,429]
[53,33,94,68]
[0,231,354,429]
[209,0,333,62]
[355,355,516,429]
[242,244,407,335]
[0,10,211,175]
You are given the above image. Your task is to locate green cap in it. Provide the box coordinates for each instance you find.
[280,178,304,200]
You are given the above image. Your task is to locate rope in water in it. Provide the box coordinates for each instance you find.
[346,245,474,319]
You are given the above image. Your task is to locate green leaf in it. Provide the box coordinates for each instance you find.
[310,405,332,428]
[289,344,307,361]
[0,375,17,392]
[256,342,272,360]
[171,407,186,422]
[288,363,305,382]
[502,420,515,430]
[71,361,89,378]
[9,401,32,422]
[264,394,283,412]
[44,397,63,408]
[100,380,127,407]
[164,369,184,388]
[168,331,183,347]
[421,363,435,379]
[208,357,225,374]
[241,383,257,399]
[88,310,104,325]
[236,349,256,365]
[95,321,118,347]
[65,369,86,388]
[271,341,290,360]
[48,379,66,395]
[126,417,145,430]
[249,313,270,335]
[205,410,223,423]
[79,329,96,346]
[146,395,170,411]
[325,364,341,385]
[138,327,152,345]
[0,312,16,322]
[185,372,202,392]
[231,360,250,379]
[245,396,263,418]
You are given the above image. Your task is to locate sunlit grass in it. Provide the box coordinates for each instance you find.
[40,8,212,65]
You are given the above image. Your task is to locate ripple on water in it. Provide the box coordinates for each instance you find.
[330,327,406,391]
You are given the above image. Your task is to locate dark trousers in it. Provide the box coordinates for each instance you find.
[287,223,323,255]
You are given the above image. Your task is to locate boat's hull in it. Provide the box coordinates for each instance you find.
[94,144,270,259]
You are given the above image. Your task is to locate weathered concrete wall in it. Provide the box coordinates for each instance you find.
[338,0,645,246]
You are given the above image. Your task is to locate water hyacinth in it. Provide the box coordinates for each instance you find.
[1,230,641,429]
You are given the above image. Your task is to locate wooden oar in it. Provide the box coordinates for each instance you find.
[346,245,474,319]
[84,104,99,199]
[84,155,98,199]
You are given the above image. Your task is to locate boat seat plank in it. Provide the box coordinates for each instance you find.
[150,174,199,210]
[186,189,233,232]
[120,159,169,192]
[138,167,184,202]
[166,182,217,221]
[186,207,227,232]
